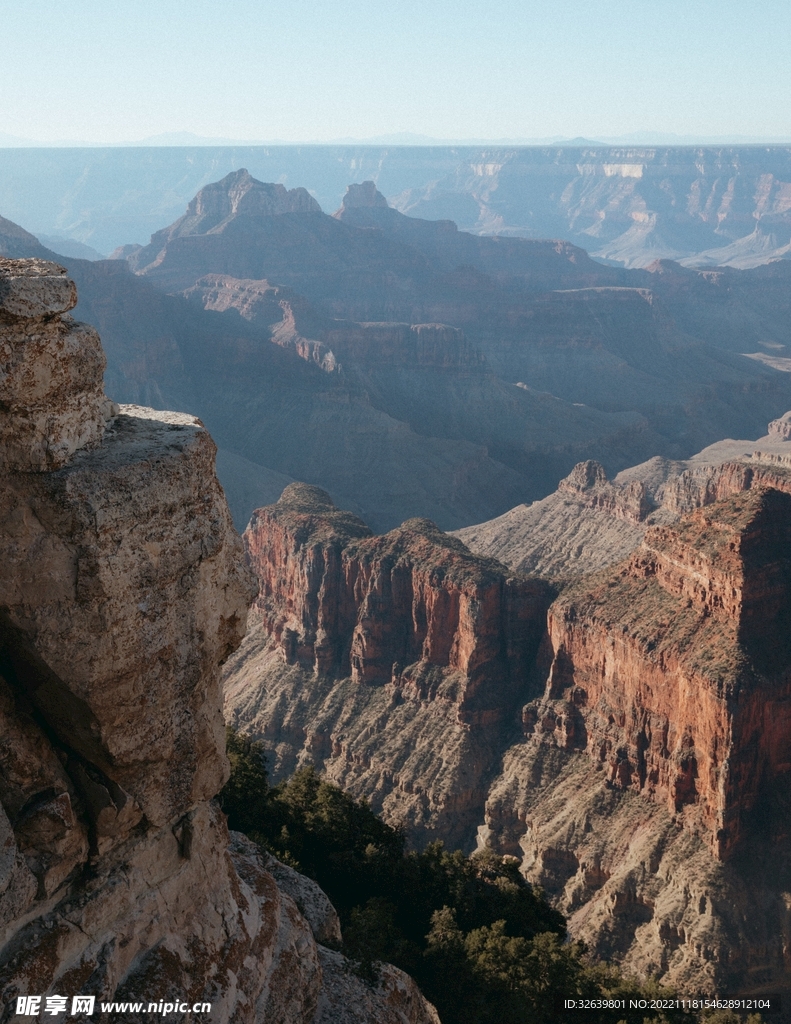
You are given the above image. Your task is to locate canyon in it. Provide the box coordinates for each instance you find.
[1,145,791,269]
[5,170,791,539]
[79,172,791,530]
[0,258,438,1024]
[225,419,791,995]
[5,154,791,1005]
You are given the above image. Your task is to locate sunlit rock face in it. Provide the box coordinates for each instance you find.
[244,482,550,721]
[0,260,439,1024]
[230,462,791,996]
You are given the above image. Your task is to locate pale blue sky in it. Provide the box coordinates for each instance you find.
[2,0,790,144]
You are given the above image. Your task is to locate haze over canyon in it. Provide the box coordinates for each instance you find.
[1,144,791,268]
[3,144,791,1018]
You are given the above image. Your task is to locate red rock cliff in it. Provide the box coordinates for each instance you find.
[531,487,791,859]
[245,483,551,726]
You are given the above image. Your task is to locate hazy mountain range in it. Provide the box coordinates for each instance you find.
[5,169,791,536]
[2,145,791,270]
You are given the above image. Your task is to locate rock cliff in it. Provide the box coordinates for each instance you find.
[228,472,791,995]
[456,424,791,580]
[245,483,549,723]
[532,488,791,859]
[479,488,791,992]
[0,260,439,1024]
[227,484,551,847]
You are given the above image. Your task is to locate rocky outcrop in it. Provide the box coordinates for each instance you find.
[457,424,791,581]
[768,411,791,440]
[0,258,115,472]
[322,321,482,371]
[129,170,321,277]
[661,453,791,514]
[453,457,677,579]
[0,261,439,1024]
[335,181,389,212]
[557,460,652,524]
[315,948,441,1024]
[470,486,791,992]
[226,485,551,846]
[245,483,550,724]
[527,487,791,859]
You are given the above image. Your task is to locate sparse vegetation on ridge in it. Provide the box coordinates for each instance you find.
[221,728,759,1024]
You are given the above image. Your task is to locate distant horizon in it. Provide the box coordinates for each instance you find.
[3,130,791,150]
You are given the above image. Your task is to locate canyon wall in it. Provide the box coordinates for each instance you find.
[0,260,439,1024]
[479,487,791,992]
[532,488,791,859]
[227,484,551,847]
[229,469,791,993]
[245,483,550,725]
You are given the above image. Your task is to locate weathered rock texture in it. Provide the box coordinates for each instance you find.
[456,425,791,580]
[227,484,551,846]
[534,488,791,859]
[475,487,791,993]
[0,261,439,1024]
[246,483,549,722]
[228,468,791,996]
[0,259,115,472]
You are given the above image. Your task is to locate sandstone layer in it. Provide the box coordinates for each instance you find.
[245,483,549,721]
[226,483,551,846]
[0,261,439,1024]
[227,469,791,996]
[477,487,791,993]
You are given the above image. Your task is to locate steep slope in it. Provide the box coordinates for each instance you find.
[0,259,439,1024]
[225,465,791,995]
[456,419,791,578]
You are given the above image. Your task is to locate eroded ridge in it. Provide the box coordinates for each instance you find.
[525,487,791,861]
[246,482,551,726]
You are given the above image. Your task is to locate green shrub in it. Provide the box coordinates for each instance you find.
[220,729,759,1024]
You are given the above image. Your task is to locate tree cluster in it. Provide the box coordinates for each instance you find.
[220,729,761,1024]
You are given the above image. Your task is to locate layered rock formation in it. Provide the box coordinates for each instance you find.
[226,484,551,847]
[0,260,439,1024]
[480,487,791,991]
[245,483,549,721]
[227,464,791,994]
[534,488,791,858]
[456,421,791,580]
